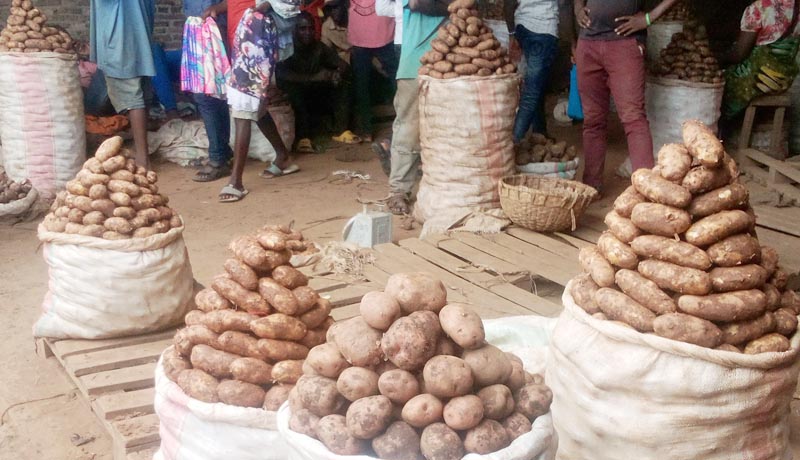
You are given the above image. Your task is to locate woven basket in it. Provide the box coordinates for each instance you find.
[499,175,598,232]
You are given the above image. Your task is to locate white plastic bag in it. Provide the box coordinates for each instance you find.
[547,281,800,460]
[0,52,86,198]
[0,186,38,219]
[34,224,195,339]
[153,348,287,460]
[516,159,579,180]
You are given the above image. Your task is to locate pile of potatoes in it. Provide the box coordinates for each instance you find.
[0,170,32,204]
[163,224,333,409]
[571,120,800,354]
[288,271,551,459]
[0,0,74,53]
[652,21,723,84]
[41,136,180,239]
[418,0,516,79]
[659,0,691,22]
[515,133,578,166]
[478,0,504,21]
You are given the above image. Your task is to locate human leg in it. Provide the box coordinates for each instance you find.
[513,27,558,142]
[150,43,178,116]
[193,93,233,181]
[105,76,149,168]
[374,42,398,93]
[219,116,252,202]
[387,78,421,214]
[256,112,294,175]
[575,39,610,189]
[351,46,374,139]
[606,39,654,173]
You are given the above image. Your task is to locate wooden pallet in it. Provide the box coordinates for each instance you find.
[740,148,800,202]
[33,276,379,460]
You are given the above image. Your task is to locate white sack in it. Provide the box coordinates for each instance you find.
[0,52,86,198]
[646,21,684,63]
[34,224,194,339]
[517,159,579,180]
[547,280,800,460]
[232,104,296,163]
[0,186,38,219]
[153,348,287,460]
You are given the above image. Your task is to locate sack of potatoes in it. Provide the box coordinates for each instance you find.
[515,133,578,166]
[41,136,181,240]
[0,169,33,204]
[165,223,330,410]
[283,271,552,459]
[0,0,74,53]
[418,0,516,79]
[652,21,723,84]
[570,119,799,355]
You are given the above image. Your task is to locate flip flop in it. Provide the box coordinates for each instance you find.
[295,138,315,154]
[193,164,231,183]
[260,163,301,179]
[332,130,363,145]
[219,184,249,203]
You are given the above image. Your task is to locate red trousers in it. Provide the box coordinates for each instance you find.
[576,38,654,188]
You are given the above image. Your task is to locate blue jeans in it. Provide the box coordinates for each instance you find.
[194,93,233,166]
[513,27,558,142]
[151,43,182,112]
[351,43,398,136]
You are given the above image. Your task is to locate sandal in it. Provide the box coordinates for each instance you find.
[332,130,363,145]
[371,138,391,177]
[387,194,410,215]
[295,138,315,154]
[219,184,249,203]
[259,163,301,179]
[192,164,231,182]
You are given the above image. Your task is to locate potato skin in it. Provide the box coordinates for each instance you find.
[216,330,265,360]
[402,393,444,428]
[420,423,465,460]
[682,165,731,195]
[515,383,552,420]
[264,384,293,411]
[502,412,532,441]
[744,333,791,354]
[190,344,237,379]
[333,316,384,367]
[631,203,692,237]
[212,277,270,314]
[176,369,219,403]
[613,185,646,218]
[709,265,768,293]
[337,367,380,402]
[385,272,448,313]
[688,182,749,218]
[223,258,259,290]
[200,309,256,333]
[462,344,512,387]
[653,313,723,348]
[597,232,639,269]
[438,303,485,350]
[707,234,761,267]
[570,274,601,314]
[317,414,369,455]
[682,119,724,167]
[359,290,402,331]
[272,359,305,384]
[258,278,300,315]
[296,375,347,417]
[685,210,755,247]
[579,246,615,288]
[464,419,510,455]
[594,288,656,332]
[720,313,777,345]
[218,380,266,408]
[372,421,423,460]
[443,394,484,431]
[638,259,712,295]
[657,143,692,182]
[678,290,767,322]
[422,356,474,398]
[382,314,440,371]
[773,308,798,337]
[250,313,307,340]
[615,269,676,314]
[630,235,712,270]
[306,343,349,379]
[604,210,642,243]
[346,395,394,439]
[162,347,191,382]
[632,168,692,208]
[173,325,219,357]
[230,357,273,385]
[379,369,421,404]
[477,384,515,420]
[289,408,320,438]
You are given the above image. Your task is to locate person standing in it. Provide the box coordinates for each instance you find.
[571,0,680,195]
[89,0,155,168]
[349,0,397,142]
[386,0,449,215]
[372,0,404,176]
[505,0,559,142]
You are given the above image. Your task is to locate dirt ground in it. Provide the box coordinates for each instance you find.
[1,114,797,458]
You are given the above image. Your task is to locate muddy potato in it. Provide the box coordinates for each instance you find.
[271,265,308,289]
[176,369,219,403]
[255,229,288,251]
[744,333,791,354]
[462,344,512,387]
[505,359,526,392]
[774,308,798,337]
[359,290,402,331]
[442,395,484,431]
[346,395,393,439]
[657,143,693,181]
[423,355,473,398]
[379,369,420,405]
[421,423,465,460]
[707,234,761,267]
[332,316,384,367]
[213,277,270,314]
[604,210,642,243]
[257,278,300,315]
[631,202,692,237]
[688,182,749,218]
[438,303,485,349]
[765,284,782,311]
[721,313,777,345]
[782,291,800,315]
[771,270,789,291]
[464,419,510,455]
[216,330,265,360]
[709,265,768,292]
[289,408,320,438]
[67,208,85,224]
[478,384,515,421]
[201,309,256,333]
[385,272,448,313]
[594,288,656,332]
[337,367,379,402]
[570,273,601,314]
[502,412,532,441]
[579,246,615,288]
[223,258,259,290]
[678,289,767,322]
[638,259,712,295]
[760,246,779,278]
[190,344,238,379]
[306,343,349,379]
[250,313,307,340]
[300,326,329,349]
[94,136,123,162]
[297,375,348,417]
[515,383,552,421]
[299,297,332,329]
[615,269,676,314]
[597,232,639,269]
[613,185,646,218]
[682,166,731,194]
[217,380,266,408]
[372,421,423,460]
[382,314,439,371]
[162,347,191,382]
[263,384,293,410]
[685,210,754,247]
[272,359,304,384]
[173,325,219,356]
[682,120,724,167]
[632,168,692,208]
[317,414,369,455]
[402,393,444,428]
[653,313,723,348]
[630,235,711,270]
[230,357,273,386]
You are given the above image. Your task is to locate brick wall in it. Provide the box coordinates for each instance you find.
[0,0,186,49]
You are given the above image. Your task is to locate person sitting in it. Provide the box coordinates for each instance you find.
[720,0,800,118]
[277,12,358,152]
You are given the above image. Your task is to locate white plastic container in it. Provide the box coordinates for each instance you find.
[342,205,392,248]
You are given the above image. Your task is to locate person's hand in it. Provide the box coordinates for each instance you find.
[615,12,648,36]
[509,36,522,63]
[201,5,219,19]
[575,6,591,29]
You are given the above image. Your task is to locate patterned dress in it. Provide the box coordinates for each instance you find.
[227,8,279,111]
[741,0,800,45]
[180,17,231,98]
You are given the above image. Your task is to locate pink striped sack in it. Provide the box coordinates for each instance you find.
[414,74,519,237]
[0,52,86,199]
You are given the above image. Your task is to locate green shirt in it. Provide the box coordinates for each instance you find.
[89,0,156,79]
[396,0,445,79]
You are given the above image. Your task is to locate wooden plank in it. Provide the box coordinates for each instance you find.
[373,243,526,317]
[111,413,161,449]
[426,234,530,282]
[64,339,172,378]
[399,238,561,317]
[506,227,581,260]
[757,227,800,275]
[745,149,800,183]
[81,363,156,396]
[753,205,800,238]
[554,231,595,249]
[35,338,55,359]
[52,330,176,360]
[308,277,350,293]
[94,388,155,420]
[126,444,159,460]
[324,283,378,307]
[331,303,361,321]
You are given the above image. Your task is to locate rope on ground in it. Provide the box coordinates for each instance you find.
[0,391,74,426]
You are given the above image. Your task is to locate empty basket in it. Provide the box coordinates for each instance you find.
[499,175,598,232]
